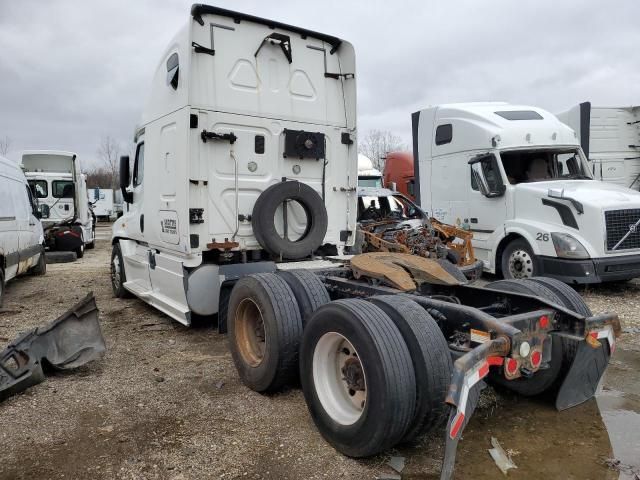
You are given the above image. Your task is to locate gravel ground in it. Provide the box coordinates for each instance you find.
[0,227,638,479]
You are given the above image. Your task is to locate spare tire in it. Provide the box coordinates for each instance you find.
[252,181,328,260]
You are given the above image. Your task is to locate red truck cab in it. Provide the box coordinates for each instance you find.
[383,151,415,200]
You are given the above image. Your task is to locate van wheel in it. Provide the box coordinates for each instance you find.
[368,295,452,442]
[228,273,303,392]
[0,268,5,308]
[501,238,537,279]
[74,237,84,258]
[111,243,132,298]
[30,251,47,276]
[300,299,416,457]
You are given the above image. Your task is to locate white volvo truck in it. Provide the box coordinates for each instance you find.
[22,150,95,257]
[412,102,640,283]
[557,102,640,189]
[112,4,357,325]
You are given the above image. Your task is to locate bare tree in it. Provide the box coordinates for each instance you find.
[0,136,12,156]
[358,130,406,171]
[97,135,121,189]
[86,167,114,189]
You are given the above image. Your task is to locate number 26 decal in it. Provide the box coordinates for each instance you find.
[536,233,549,241]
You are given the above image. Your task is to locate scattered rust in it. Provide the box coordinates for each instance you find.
[207,239,240,250]
[350,252,464,291]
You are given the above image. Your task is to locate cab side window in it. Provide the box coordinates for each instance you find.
[133,143,144,187]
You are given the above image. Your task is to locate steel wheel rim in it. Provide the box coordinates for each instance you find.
[509,249,534,279]
[313,332,367,425]
[235,298,266,367]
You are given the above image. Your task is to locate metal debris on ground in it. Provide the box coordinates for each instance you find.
[387,455,405,473]
[488,437,518,475]
[358,217,476,267]
[0,293,105,401]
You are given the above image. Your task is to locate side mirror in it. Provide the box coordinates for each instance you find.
[40,204,50,219]
[119,155,133,204]
[389,181,397,191]
[470,162,492,197]
[469,154,506,198]
[34,210,42,220]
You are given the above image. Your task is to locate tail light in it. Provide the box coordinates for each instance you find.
[539,315,550,329]
[530,350,542,369]
[504,357,519,378]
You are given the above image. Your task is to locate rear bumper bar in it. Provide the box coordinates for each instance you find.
[440,311,620,480]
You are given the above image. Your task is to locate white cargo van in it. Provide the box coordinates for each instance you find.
[0,155,46,306]
[112,5,357,325]
[413,102,640,283]
[22,151,95,258]
[556,102,640,189]
[89,188,115,221]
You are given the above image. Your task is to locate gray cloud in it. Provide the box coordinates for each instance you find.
[1,0,638,166]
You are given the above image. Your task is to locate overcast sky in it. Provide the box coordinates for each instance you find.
[1,0,639,168]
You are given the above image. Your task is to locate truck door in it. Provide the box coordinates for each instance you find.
[121,140,153,293]
[51,179,75,222]
[467,154,507,261]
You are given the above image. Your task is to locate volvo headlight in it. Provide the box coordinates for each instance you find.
[551,233,589,259]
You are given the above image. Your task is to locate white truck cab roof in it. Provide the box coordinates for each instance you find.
[421,102,579,156]
[21,150,77,174]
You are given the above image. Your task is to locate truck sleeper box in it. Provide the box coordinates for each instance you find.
[112,4,357,325]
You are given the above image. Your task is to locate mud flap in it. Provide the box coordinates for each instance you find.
[440,381,485,480]
[0,293,105,402]
[556,338,610,411]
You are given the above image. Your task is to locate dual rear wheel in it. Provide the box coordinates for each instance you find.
[227,272,452,456]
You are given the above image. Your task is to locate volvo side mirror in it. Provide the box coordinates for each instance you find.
[119,155,133,204]
[470,162,491,197]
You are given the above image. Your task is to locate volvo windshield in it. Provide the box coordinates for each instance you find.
[500,148,592,184]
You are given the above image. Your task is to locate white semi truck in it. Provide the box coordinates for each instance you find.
[112,7,621,478]
[89,188,115,221]
[412,102,640,283]
[112,5,358,325]
[357,153,383,187]
[557,102,640,189]
[22,150,95,257]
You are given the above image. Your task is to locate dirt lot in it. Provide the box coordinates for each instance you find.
[1,225,639,480]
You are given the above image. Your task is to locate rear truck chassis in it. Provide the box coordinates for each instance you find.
[224,265,620,479]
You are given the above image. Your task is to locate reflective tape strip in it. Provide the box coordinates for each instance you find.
[448,358,496,439]
[597,326,616,353]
